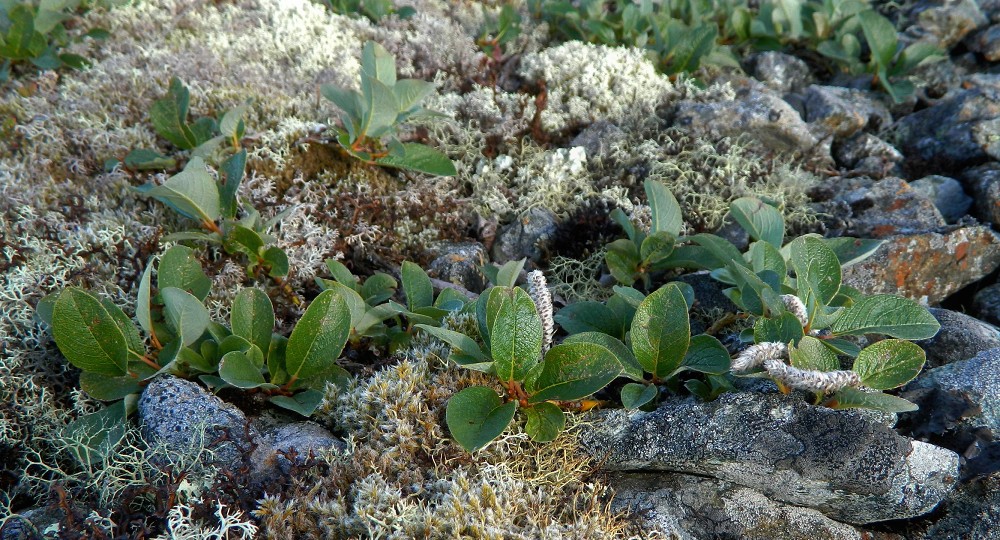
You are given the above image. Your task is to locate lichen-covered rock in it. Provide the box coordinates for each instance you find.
[832,134,904,178]
[842,226,1000,304]
[968,23,1000,62]
[909,472,1000,540]
[674,83,819,153]
[834,177,945,238]
[609,472,873,540]
[917,308,1000,368]
[746,51,814,94]
[974,283,1000,326]
[888,87,1000,175]
[909,175,973,223]
[569,120,626,159]
[427,241,488,293]
[255,421,343,478]
[579,392,958,524]
[800,85,892,139]
[963,162,1000,224]
[905,348,1000,435]
[490,207,558,264]
[904,0,987,49]
[139,376,261,470]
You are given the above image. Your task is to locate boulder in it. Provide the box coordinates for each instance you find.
[917,308,1000,368]
[908,175,973,223]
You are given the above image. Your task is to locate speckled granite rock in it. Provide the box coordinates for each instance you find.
[491,207,558,264]
[835,177,946,238]
[580,392,958,524]
[427,241,488,293]
[842,226,1000,304]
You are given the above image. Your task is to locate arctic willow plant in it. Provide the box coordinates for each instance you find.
[36,245,354,465]
[322,41,456,176]
[417,266,638,452]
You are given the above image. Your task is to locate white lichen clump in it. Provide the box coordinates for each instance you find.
[519,41,675,132]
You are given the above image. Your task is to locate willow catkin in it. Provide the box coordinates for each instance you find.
[527,270,555,354]
[762,358,862,393]
[731,342,787,372]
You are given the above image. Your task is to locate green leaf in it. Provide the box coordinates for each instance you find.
[730,197,784,247]
[821,337,862,358]
[824,387,918,413]
[640,231,676,267]
[136,259,154,338]
[325,259,361,291]
[149,77,199,149]
[446,386,517,452]
[645,179,683,236]
[753,312,805,344]
[218,348,268,389]
[360,272,397,305]
[219,149,246,220]
[487,287,542,382]
[100,298,144,363]
[401,260,434,310]
[124,149,176,170]
[52,288,128,377]
[224,225,264,258]
[61,400,127,467]
[231,288,274,356]
[494,259,525,288]
[140,157,221,225]
[285,290,351,383]
[852,339,926,390]
[269,389,326,416]
[562,331,643,381]
[360,40,397,86]
[262,246,289,278]
[158,245,211,301]
[822,237,884,267]
[321,84,363,129]
[631,283,690,379]
[79,372,141,401]
[789,335,840,372]
[554,301,622,339]
[376,143,457,176]
[859,10,897,68]
[685,234,745,270]
[610,207,638,243]
[219,104,248,139]
[789,236,841,309]
[682,334,731,375]
[524,402,565,443]
[160,288,209,347]
[415,324,490,366]
[528,341,623,403]
[831,294,940,339]
[748,241,787,278]
[621,382,657,409]
[605,238,641,286]
[359,77,398,139]
[394,79,436,115]
[0,6,42,60]
[356,303,404,335]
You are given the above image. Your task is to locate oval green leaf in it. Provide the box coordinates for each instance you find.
[682,334,731,375]
[161,287,209,347]
[554,301,622,339]
[219,349,267,389]
[631,283,690,379]
[52,288,128,376]
[285,289,351,382]
[621,382,657,409]
[853,339,926,390]
[645,179,683,236]
[158,245,211,301]
[830,294,941,340]
[824,386,918,413]
[730,197,784,247]
[446,386,517,452]
[402,260,434,310]
[269,389,326,417]
[487,287,542,382]
[789,335,840,372]
[527,341,622,403]
[524,402,565,443]
[563,331,643,381]
[232,288,274,355]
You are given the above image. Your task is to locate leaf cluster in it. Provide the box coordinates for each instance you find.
[322,41,456,176]
[477,4,522,58]
[0,0,106,82]
[320,0,415,23]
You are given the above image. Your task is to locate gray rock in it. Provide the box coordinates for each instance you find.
[801,85,893,139]
[888,87,1000,175]
[918,308,1000,368]
[835,177,945,238]
[963,163,1000,225]
[674,83,818,153]
[427,241,488,293]
[832,133,903,178]
[747,51,813,94]
[905,348,1000,435]
[909,175,973,223]
[609,472,870,540]
[580,392,958,524]
[569,120,625,159]
[139,376,260,470]
[908,0,987,49]
[974,117,1000,161]
[911,473,1000,540]
[256,420,342,477]
[0,515,41,540]
[842,226,1000,304]
[490,207,558,264]
[974,283,1000,326]
[968,23,1000,62]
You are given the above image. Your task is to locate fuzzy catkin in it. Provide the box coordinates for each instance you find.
[731,342,787,372]
[762,359,861,393]
[781,294,809,327]
[528,270,555,354]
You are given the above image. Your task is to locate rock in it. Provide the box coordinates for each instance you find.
[834,177,945,238]
[0,516,41,540]
[908,0,987,49]
[580,392,958,524]
[139,376,261,471]
[609,472,871,540]
[832,133,904,178]
[746,51,813,94]
[888,87,1000,175]
[427,241,488,293]
[909,472,1000,539]
[909,175,973,223]
[800,85,893,139]
[256,420,342,477]
[842,226,1000,304]
[904,348,1000,436]
[968,23,1000,62]
[490,207,558,264]
[674,83,818,153]
[917,308,1000,368]
[962,164,1000,225]
[569,120,625,159]
[974,283,1000,326]
[974,117,1000,161]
